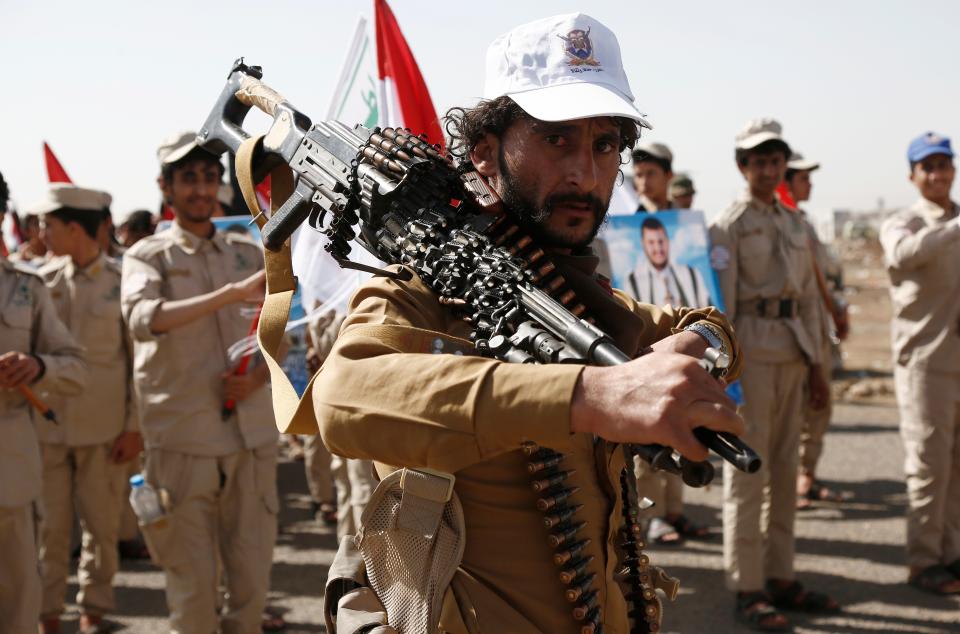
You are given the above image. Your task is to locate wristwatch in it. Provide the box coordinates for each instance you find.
[684,322,729,360]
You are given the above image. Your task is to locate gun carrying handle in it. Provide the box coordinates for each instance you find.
[235,75,286,117]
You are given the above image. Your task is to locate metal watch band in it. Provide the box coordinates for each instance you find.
[684,322,727,358]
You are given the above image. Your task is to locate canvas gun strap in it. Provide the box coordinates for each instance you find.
[235,135,320,434]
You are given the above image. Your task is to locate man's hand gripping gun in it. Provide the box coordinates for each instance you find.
[197,59,761,485]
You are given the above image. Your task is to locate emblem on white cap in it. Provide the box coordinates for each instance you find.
[483,13,650,128]
[560,28,600,67]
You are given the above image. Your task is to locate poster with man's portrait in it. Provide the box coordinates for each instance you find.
[605,210,723,313]
[603,210,742,402]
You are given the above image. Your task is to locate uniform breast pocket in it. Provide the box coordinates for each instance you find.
[83,300,123,361]
[739,231,773,273]
[784,230,811,269]
[1,305,33,352]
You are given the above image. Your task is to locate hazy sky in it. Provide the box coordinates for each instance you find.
[3,0,958,225]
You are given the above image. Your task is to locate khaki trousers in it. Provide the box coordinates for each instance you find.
[724,359,806,591]
[894,365,960,569]
[143,446,278,634]
[303,434,334,503]
[331,456,376,539]
[0,502,41,634]
[799,338,834,474]
[634,459,684,518]
[39,443,126,618]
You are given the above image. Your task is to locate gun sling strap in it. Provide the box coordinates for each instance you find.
[235,134,473,435]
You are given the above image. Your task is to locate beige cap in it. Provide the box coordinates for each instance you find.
[157,130,201,166]
[634,141,673,162]
[670,172,695,196]
[787,152,820,171]
[735,118,788,150]
[25,183,112,216]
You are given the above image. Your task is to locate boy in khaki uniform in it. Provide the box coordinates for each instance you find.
[314,14,748,633]
[32,185,142,633]
[121,133,279,633]
[710,119,838,630]
[880,132,960,595]
[0,176,88,633]
[783,154,850,509]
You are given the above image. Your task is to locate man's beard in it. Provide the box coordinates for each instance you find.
[498,155,611,250]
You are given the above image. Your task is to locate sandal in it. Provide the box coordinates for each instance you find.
[79,614,110,634]
[668,514,710,539]
[647,517,683,546]
[797,480,845,509]
[734,592,790,632]
[262,607,287,631]
[766,580,841,614]
[310,501,338,526]
[909,564,960,595]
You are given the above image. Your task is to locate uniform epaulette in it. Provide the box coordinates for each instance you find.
[123,233,173,260]
[713,199,751,227]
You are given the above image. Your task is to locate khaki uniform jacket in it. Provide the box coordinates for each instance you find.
[0,260,87,507]
[710,193,823,365]
[313,255,740,634]
[879,198,960,372]
[37,252,138,446]
[798,209,834,343]
[121,222,277,456]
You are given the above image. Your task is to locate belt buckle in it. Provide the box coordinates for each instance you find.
[779,299,796,319]
[756,298,768,318]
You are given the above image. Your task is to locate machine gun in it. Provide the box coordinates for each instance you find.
[198,59,760,484]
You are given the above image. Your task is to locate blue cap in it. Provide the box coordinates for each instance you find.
[129,474,145,487]
[907,132,954,164]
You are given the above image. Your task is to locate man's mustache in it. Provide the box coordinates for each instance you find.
[543,193,605,217]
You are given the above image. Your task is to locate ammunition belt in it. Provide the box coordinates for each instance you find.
[491,216,660,634]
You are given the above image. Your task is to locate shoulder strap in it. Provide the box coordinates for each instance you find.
[236,135,320,434]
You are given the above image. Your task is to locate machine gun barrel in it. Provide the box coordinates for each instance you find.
[517,284,761,475]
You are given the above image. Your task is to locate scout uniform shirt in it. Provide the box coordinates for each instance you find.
[120,222,277,455]
[880,197,960,371]
[314,254,741,634]
[798,209,835,349]
[0,259,87,508]
[37,252,137,445]
[710,193,823,365]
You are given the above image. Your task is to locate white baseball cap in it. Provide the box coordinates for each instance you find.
[735,118,788,151]
[25,183,112,216]
[787,152,820,171]
[157,130,202,166]
[484,13,651,129]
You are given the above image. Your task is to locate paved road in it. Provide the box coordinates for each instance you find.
[655,400,959,634]
[51,398,960,633]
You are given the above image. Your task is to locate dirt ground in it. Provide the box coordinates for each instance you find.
[830,237,897,404]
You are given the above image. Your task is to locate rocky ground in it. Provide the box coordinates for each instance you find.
[52,238,960,633]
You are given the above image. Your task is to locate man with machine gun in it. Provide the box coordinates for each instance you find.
[200,14,750,634]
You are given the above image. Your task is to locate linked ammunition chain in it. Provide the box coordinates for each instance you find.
[523,441,600,633]
[619,469,661,632]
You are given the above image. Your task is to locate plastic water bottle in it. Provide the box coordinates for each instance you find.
[129,474,164,524]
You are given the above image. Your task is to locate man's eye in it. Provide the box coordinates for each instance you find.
[596,140,614,153]
[545,135,565,146]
